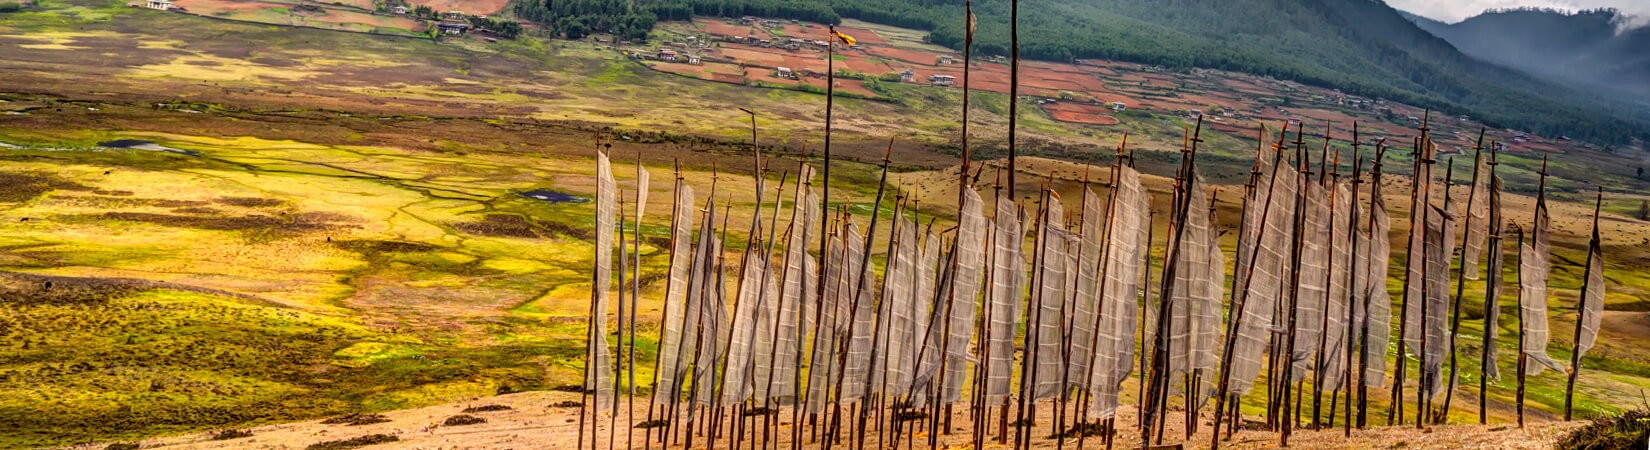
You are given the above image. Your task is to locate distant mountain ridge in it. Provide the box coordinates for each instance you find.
[1402,7,1650,102]
[830,0,1650,145]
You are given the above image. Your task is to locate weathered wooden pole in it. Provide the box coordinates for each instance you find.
[1441,129,1486,421]
[1514,223,1527,428]
[1565,188,1604,421]
[1209,124,1290,450]
[1479,144,1500,425]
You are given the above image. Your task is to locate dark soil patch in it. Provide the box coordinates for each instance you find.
[81,211,348,232]
[552,401,583,408]
[321,413,391,426]
[538,219,592,240]
[211,429,254,440]
[635,419,668,429]
[305,434,398,450]
[0,171,92,202]
[461,404,512,413]
[441,414,485,426]
[1056,420,1108,438]
[104,444,139,450]
[0,272,154,306]
[450,214,545,239]
[332,239,440,254]
[172,207,222,215]
[215,196,286,208]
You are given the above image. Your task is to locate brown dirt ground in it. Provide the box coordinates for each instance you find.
[107,390,1582,450]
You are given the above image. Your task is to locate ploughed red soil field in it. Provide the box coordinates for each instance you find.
[634,18,1579,154]
[1042,101,1121,126]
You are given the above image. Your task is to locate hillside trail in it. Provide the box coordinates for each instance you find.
[93,391,1580,449]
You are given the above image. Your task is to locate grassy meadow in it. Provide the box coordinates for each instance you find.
[3,0,1650,447]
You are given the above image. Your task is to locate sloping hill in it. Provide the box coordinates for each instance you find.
[822,0,1650,146]
[1403,8,1650,102]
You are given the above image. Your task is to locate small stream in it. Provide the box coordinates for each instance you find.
[98,139,201,156]
[519,189,588,204]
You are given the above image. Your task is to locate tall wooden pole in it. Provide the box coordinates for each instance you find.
[1143,117,1202,448]
[1391,112,1431,426]
[1441,129,1485,421]
[1343,155,1362,437]
[1515,224,1527,428]
[1479,144,1499,425]
[1280,130,1312,447]
[1209,125,1289,450]
[1566,188,1604,421]
[1007,0,1019,202]
[1358,138,1386,428]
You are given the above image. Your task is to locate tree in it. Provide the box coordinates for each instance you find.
[1637,200,1648,221]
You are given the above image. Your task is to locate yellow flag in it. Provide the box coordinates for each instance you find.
[967,12,976,37]
[834,31,856,47]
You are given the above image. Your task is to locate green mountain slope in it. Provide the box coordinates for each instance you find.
[511,0,1650,146]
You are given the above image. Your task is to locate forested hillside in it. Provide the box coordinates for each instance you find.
[508,0,1650,147]
[1404,8,1650,102]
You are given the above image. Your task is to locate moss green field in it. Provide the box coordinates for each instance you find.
[3,0,1650,447]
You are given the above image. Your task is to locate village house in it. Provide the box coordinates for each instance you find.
[777,67,795,79]
[392,5,407,14]
[938,55,955,65]
[658,49,678,62]
[900,69,914,83]
[1110,102,1127,112]
[929,74,955,87]
[143,0,172,11]
[437,21,471,35]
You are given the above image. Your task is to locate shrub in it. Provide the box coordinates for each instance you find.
[442,414,486,426]
[321,413,390,426]
[461,404,512,413]
[211,429,254,440]
[0,3,22,13]
[305,434,398,450]
[1555,408,1650,450]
